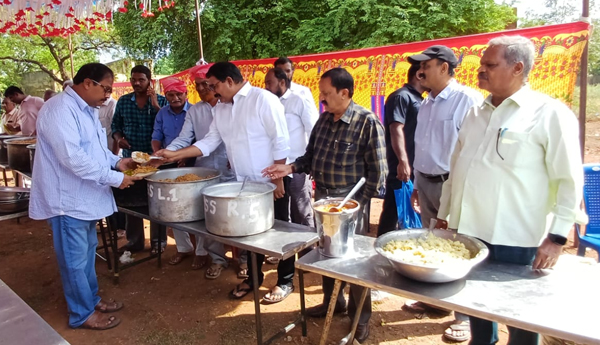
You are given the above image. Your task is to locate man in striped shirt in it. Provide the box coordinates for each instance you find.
[263,68,387,343]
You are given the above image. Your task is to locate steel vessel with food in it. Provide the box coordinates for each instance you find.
[374,229,489,283]
[4,136,36,172]
[145,167,221,222]
[201,181,276,237]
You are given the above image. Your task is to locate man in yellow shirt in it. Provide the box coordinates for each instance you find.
[437,35,583,345]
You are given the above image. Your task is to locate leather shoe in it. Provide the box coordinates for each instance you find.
[354,323,370,343]
[305,303,347,318]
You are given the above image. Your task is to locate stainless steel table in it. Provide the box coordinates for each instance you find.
[0,279,70,345]
[296,235,600,345]
[116,206,319,345]
[0,210,28,222]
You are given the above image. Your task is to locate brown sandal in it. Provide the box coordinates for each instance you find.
[237,263,249,279]
[205,263,224,279]
[191,255,209,270]
[79,311,121,330]
[168,252,190,265]
[95,299,124,313]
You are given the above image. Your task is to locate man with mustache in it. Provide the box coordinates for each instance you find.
[436,36,583,345]
[156,62,291,301]
[407,45,483,342]
[30,63,141,330]
[162,65,235,278]
[263,67,387,343]
[111,65,168,254]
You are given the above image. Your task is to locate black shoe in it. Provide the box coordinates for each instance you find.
[305,303,347,318]
[354,323,370,343]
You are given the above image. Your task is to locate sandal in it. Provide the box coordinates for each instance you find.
[443,321,471,342]
[150,243,166,255]
[237,263,249,279]
[262,285,294,304]
[168,252,190,265]
[205,263,225,279]
[229,283,253,299]
[95,299,124,313]
[79,311,121,330]
[191,255,209,270]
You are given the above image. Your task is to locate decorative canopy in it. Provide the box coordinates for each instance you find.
[0,0,175,37]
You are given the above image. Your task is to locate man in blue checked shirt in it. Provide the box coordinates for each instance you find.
[111,65,168,254]
[30,63,141,330]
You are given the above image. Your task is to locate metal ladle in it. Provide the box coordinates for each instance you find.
[237,176,249,197]
[328,177,366,213]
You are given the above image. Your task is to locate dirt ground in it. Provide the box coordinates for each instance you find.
[1,121,600,345]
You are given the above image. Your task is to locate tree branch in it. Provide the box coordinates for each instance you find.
[0,56,63,84]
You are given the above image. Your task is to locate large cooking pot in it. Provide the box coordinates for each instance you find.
[145,167,221,222]
[202,181,276,237]
[27,144,35,172]
[0,134,20,164]
[4,137,35,172]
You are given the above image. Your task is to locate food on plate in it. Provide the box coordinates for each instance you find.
[123,165,158,176]
[383,233,471,265]
[10,139,36,145]
[132,151,151,163]
[158,173,218,182]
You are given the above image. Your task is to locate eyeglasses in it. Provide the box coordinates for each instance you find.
[207,81,221,91]
[91,79,113,94]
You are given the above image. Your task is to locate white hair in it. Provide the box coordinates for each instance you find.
[487,35,536,79]
[62,79,74,89]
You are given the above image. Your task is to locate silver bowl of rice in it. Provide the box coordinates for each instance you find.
[374,229,489,283]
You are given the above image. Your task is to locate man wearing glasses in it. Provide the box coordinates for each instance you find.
[407,45,483,342]
[156,62,291,302]
[111,65,168,254]
[160,66,235,279]
[30,63,140,330]
[436,36,583,345]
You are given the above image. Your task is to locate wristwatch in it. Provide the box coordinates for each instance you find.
[547,233,567,246]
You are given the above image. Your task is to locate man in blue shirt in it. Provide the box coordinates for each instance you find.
[151,78,190,152]
[30,63,141,330]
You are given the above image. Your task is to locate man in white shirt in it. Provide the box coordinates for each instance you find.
[163,64,235,279]
[3,86,44,136]
[264,67,318,229]
[156,62,294,302]
[436,36,583,345]
[408,45,483,342]
[98,97,118,153]
[274,57,319,115]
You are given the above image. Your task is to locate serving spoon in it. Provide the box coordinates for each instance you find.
[328,177,366,213]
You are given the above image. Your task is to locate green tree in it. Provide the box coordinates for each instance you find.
[0,29,118,90]
[113,0,515,72]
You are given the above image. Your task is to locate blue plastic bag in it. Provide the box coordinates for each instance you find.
[394,180,422,229]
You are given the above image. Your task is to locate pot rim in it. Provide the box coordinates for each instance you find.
[145,168,222,184]
[202,181,276,199]
[4,137,36,145]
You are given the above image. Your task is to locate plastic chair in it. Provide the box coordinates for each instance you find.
[575,164,600,260]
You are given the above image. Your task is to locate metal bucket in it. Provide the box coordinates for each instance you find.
[145,167,221,222]
[0,134,20,164]
[4,137,35,172]
[202,181,276,237]
[313,198,361,257]
[27,144,35,172]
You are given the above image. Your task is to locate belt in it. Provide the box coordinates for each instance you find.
[419,172,449,183]
[315,184,355,196]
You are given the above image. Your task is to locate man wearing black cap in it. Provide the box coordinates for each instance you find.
[407,45,483,342]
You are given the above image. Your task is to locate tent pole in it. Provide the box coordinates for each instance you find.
[194,0,204,61]
[68,33,75,78]
[579,0,589,158]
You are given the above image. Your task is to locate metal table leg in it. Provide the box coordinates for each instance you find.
[106,215,120,284]
[250,252,262,345]
[299,269,307,337]
[98,219,112,271]
[341,287,369,345]
[319,279,342,345]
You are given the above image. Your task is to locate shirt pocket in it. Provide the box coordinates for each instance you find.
[494,130,531,166]
[333,140,359,167]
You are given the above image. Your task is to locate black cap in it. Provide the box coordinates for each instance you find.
[408,45,458,67]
